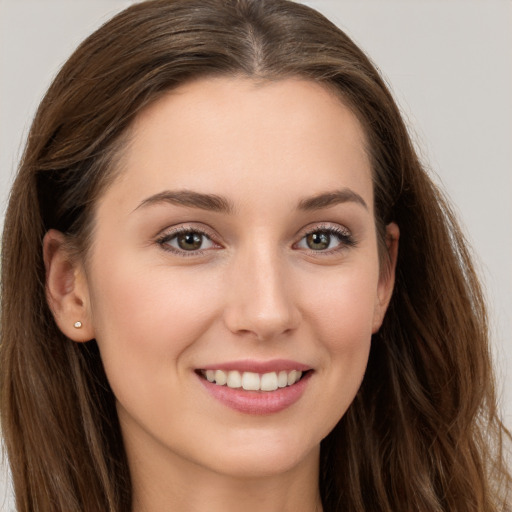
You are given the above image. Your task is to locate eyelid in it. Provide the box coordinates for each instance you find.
[298,222,352,237]
[293,222,356,254]
[154,221,356,257]
[155,223,222,256]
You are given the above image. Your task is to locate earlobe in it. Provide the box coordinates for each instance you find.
[372,222,399,333]
[43,229,95,342]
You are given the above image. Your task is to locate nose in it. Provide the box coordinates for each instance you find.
[222,244,301,341]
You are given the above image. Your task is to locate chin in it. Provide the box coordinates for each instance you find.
[195,429,321,479]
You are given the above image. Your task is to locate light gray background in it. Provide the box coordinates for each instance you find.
[1,0,511,509]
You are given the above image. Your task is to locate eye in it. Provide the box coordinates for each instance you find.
[295,226,355,252]
[157,228,216,254]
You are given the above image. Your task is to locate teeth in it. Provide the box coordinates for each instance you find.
[278,370,288,388]
[214,369,227,386]
[288,370,303,386]
[242,372,260,391]
[202,369,305,391]
[226,370,242,388]
[260,372,278,391]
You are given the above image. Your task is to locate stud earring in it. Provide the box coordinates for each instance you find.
[74,321,83,329]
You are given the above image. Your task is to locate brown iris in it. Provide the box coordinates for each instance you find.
[306,231,331,250]
[177,232,203,250]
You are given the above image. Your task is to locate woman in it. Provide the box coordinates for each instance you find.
[1,0,510,511]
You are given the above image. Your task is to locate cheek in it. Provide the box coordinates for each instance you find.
[87,255,221,396]
[90,243,218,332]
[303,262,380,348]
[299,263,378,417]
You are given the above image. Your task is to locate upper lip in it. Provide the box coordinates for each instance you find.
[199,359,312,373]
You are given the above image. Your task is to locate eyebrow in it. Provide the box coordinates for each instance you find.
[134,190,235,214]
[297,189,368,211]
[133,187,368,215]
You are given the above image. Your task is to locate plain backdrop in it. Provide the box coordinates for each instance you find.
[1,0,511,509]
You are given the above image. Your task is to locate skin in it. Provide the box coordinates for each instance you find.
[44,77,398,512]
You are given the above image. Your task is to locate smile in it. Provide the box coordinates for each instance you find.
[199,369,304,391]
[196,363,313,414]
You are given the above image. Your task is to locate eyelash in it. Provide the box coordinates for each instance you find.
[156,224,356,257]
[156,226,219,257]
[296,224,357,255]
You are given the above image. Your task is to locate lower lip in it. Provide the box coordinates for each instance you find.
[198,371,312,415]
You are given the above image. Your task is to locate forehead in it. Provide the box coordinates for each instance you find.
[104,77,373,215]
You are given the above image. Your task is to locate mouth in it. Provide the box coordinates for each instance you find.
[195,362,313,414]
[196,368,309,392]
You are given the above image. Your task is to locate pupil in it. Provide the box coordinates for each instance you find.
[178,232,202,250]
[307,231,330,250]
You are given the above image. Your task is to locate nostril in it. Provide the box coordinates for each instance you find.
[221,268,301,339]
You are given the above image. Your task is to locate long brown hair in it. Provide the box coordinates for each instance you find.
[1,1,510,510]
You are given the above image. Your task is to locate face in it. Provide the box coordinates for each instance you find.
[56,77,397,481]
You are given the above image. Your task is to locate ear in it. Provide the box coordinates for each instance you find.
[372,222,399,333]
[43,229,95,342]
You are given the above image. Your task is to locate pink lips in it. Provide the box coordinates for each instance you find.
[197,359,312,415]
[200,359,311,373]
